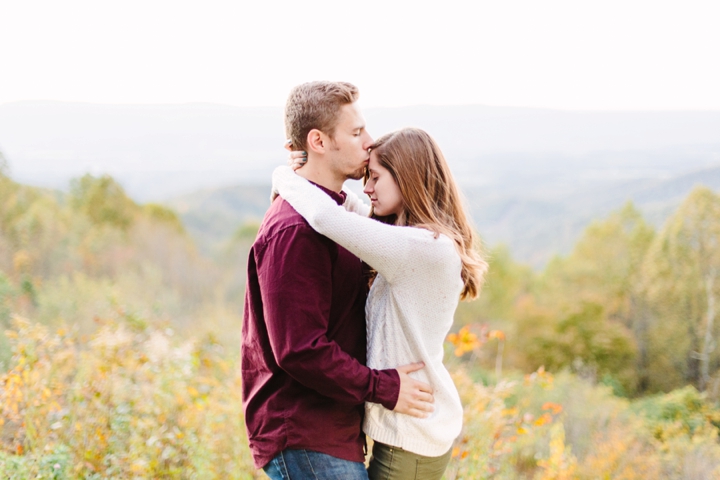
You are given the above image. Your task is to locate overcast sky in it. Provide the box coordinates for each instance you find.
[1,0,719,110]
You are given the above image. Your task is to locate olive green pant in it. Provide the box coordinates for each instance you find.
[367,441,452,480]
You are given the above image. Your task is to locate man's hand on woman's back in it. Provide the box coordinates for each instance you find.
[393,362,435,418]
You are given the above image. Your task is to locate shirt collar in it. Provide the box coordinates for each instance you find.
[309,181,347,206]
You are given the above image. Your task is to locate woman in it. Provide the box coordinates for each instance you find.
[273,128,487,480]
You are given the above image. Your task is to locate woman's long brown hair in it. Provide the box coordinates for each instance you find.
[365,128,488,300]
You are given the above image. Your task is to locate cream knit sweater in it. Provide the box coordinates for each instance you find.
[273,166,463,457]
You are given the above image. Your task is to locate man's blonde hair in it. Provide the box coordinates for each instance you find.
[285,81,359,151]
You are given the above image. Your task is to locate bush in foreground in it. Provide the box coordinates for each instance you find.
[0,316,256,479]
[2,317,720,479]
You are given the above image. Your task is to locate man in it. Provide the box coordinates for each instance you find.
[242,81,435,479]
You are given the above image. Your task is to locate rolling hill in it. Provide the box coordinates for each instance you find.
[2,100,719,264]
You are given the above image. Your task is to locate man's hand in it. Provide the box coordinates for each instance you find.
[393,362,434,418]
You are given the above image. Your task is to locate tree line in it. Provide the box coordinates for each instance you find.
[457,187,720,397]
[2,162,720,398]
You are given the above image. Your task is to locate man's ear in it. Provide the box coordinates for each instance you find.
[306,129,325,154]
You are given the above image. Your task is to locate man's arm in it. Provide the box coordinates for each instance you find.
[257,224,433,415]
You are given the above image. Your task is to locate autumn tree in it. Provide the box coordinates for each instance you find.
[514,203,654,393]
[142,203,185,233]
[454,244,534,326]
[69,174,138,230]
[537,203,654,321]
[641,186,720,392]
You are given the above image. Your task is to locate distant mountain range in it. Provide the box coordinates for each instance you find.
[464,164,720,265]
[2,101,719,196]
[164,164,720,266]
[2,101,719,264]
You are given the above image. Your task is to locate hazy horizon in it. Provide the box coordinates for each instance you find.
[3,101,720,200]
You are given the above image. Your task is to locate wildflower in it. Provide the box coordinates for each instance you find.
[542,402,563,415]
[447,326,481,356]
[488,330,505,341]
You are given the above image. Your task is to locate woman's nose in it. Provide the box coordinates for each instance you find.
[363,183,372,195]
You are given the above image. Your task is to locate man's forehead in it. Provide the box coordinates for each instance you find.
[339,102,365,127]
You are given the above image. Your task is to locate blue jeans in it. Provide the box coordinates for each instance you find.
[263,449,369,480]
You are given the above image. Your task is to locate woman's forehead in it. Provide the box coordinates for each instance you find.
[368,153,382,170]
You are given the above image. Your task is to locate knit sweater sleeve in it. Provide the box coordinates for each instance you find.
[273,166,442,283]
[341,186,372,217]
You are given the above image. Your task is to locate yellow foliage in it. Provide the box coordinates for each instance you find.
[2,315,720,479]
[0,317,259,478]
[535,423,578,480]
[580,424,662,479]
[12,250,31,274]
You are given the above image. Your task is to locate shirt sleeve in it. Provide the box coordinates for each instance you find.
[256,222,400,409]
[273,166,453,284]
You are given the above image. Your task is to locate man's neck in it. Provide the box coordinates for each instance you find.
[295,160,345,193]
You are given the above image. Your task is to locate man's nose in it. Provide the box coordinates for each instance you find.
[362,131,373,150]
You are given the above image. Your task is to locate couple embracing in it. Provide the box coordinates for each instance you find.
[241,81,487,480]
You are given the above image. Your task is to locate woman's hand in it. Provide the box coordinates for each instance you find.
[288,151,307,170]
[285,140,307,171]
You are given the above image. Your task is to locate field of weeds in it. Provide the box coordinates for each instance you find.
[2,316,720,479]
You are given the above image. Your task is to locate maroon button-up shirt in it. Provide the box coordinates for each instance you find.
[241,184,401,469]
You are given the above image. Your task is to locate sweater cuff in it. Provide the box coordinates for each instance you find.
[370,369,401,411]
